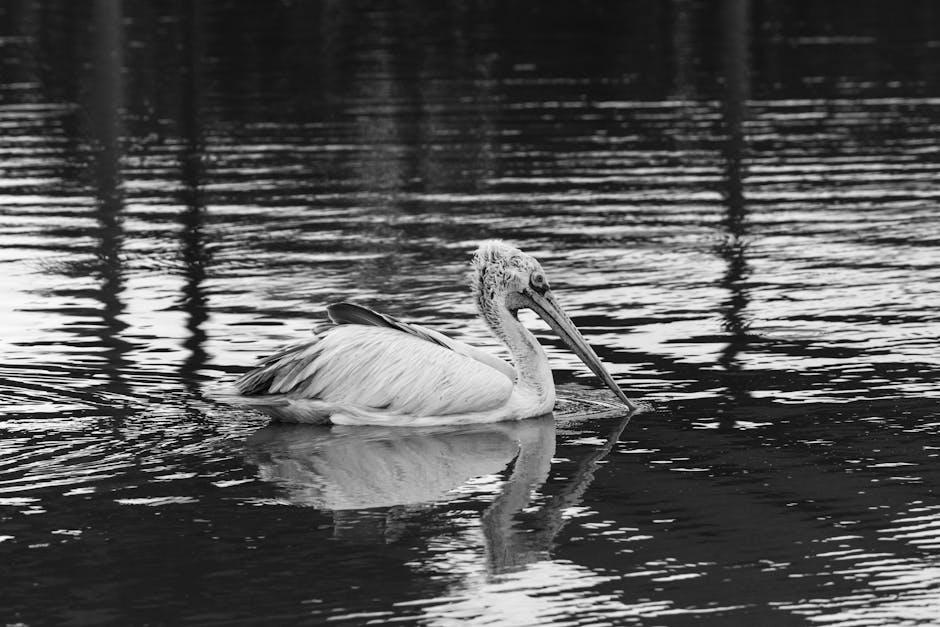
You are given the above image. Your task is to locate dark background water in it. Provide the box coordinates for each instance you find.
[2,1,939,624]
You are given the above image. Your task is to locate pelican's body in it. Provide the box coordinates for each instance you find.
[229,241,634,426]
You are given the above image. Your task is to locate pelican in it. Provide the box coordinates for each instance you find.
[228,240,635,426]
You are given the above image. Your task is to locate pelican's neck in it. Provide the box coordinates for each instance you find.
[482,302,555,412]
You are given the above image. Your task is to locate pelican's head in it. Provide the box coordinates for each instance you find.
[471,240,635,411]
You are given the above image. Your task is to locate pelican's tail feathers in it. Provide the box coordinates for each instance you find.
[234,337,322,396]
[235,366,276,396]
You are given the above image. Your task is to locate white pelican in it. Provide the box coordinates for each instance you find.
[229,240,635,426]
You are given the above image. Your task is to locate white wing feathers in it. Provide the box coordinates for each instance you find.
[327,302,515,380]
[235,307,515,418]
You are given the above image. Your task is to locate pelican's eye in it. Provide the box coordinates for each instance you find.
[529,271,549,294]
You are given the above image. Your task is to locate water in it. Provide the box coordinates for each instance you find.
[2,1,939,624]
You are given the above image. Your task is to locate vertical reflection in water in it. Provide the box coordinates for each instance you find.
[177,0,209,391]
[5,0,38,89]
[716,0,752,421]
[670,0,700,173]
[90,0,131,403]
[411,5,497,196]
[671,0,696,100]
[317,0,351,109]
[467,67,499,198]
[922,3,939,180]
[346,6,413,288]
[351,6,411,195]
[925,3,940,91]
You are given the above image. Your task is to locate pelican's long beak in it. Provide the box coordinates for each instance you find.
[524,290,636,411]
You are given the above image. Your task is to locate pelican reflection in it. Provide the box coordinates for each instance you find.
[246,415,555,511]
[245,409,631,574]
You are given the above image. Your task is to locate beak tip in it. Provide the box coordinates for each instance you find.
[616,390,637,412]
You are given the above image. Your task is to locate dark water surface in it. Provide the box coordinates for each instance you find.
[2,1,939,624]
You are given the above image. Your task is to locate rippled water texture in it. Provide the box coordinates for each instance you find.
[2,1,939,624]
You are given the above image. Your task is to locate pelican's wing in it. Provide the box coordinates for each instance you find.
[326,302,446,346]
[327,302,515,380]
[235,325,514,417]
